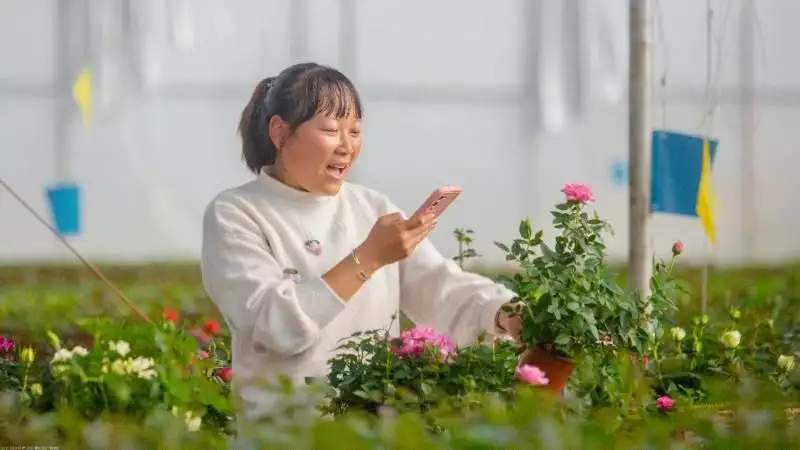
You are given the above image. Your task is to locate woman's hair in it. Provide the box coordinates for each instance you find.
[238,62,363,173]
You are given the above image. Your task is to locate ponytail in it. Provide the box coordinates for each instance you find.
[238,77,277,173]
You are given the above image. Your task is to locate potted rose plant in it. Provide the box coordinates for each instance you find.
[495,184,679,392]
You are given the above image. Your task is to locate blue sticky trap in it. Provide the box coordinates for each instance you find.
[650,129,718,217]
[610,160,628,186]
[46,182,82,236]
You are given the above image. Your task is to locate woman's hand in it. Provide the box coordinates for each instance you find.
[496,309,522,343]
[356,213,436,273]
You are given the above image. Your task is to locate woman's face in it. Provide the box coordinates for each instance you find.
[271,112,362,195]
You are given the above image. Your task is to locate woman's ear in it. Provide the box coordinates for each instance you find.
[268,115,286,150]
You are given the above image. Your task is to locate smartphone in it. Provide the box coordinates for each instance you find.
[408,186,462,223]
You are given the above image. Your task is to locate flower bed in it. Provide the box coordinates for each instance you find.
[1,184,800,447]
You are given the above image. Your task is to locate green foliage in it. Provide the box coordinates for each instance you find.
[323,320,519,419]
[452,228,480,269]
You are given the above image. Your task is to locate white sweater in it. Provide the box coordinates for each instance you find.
[200,168,513,419]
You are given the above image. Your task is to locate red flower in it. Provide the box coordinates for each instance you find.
[216,367,233,383]
[197,351,209,360]
[190,327,211,344]
[163,309,179,323]
[203,319,221,336]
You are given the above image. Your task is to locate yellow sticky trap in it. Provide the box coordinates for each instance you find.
[72,67,93,128]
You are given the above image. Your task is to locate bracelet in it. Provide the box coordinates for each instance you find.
[351,250,370,282]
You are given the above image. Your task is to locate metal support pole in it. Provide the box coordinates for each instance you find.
[700,0,713,314]
[739,0,756,264]
[628,0,653,299]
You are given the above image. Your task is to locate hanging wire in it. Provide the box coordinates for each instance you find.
[0,177,154,325]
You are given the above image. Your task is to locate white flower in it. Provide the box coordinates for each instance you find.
[51,348,73,364]
[184,411,202,432]
[137,369,157,380]
[670,327,687,342]
[129,356,155,374]
[106,356,157,379]
[110,359,128,375]
[778,355,796,372]
[71,346,89,357]
[172,407,201,432]
[107,340,131,357]
[720,330,742,349]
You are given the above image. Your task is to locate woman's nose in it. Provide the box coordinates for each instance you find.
[337,135,355,154]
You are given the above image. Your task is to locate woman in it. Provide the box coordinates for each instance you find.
[201,62,520,419]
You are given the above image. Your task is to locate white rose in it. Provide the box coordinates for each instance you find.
[129,357,154,373]
[720,330,741,349]
[670,327,687,342]
[137,368,157,380]
[184,411,202,432]
[115,341,131,357]
[110,359,128,375]
[51,348,73,363]
[778,355,796,372]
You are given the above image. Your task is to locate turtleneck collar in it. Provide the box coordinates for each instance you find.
[257,166,338,208]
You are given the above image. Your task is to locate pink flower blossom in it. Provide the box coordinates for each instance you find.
[515,364,549,386]
[672,240,684,256]
[656,395,675,411]
[394,326,455,361]
[561,183,595,204]
[0,336,14,353]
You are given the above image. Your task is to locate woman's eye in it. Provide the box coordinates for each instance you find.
[322,128,338,133]
[350,130,361,137]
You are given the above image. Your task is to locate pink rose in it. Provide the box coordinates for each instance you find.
[672,240,684,256]
[656,395,675,411]
[560,183,594,204]
[0,336,14,353]
[393,326,455,361]
[515,364,549,386]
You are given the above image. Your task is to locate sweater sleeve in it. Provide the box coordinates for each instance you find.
[200,199,346,357]
[387,203,515,347]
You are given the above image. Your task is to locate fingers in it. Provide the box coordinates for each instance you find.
[381,212,405,224]
[407,219,437,248]
[406,212,436,231]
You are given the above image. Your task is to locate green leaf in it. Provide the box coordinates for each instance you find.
[519,219,533,240]
[493,241,510,252]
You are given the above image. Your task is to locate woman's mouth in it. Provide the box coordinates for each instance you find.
[325,163,347,179]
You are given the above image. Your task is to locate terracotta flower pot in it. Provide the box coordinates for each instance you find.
[520,347,575,393]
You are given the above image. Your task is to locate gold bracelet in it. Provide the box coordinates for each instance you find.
[351,250,370,282]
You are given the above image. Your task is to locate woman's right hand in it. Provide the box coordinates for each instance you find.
[356,213,436,272]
